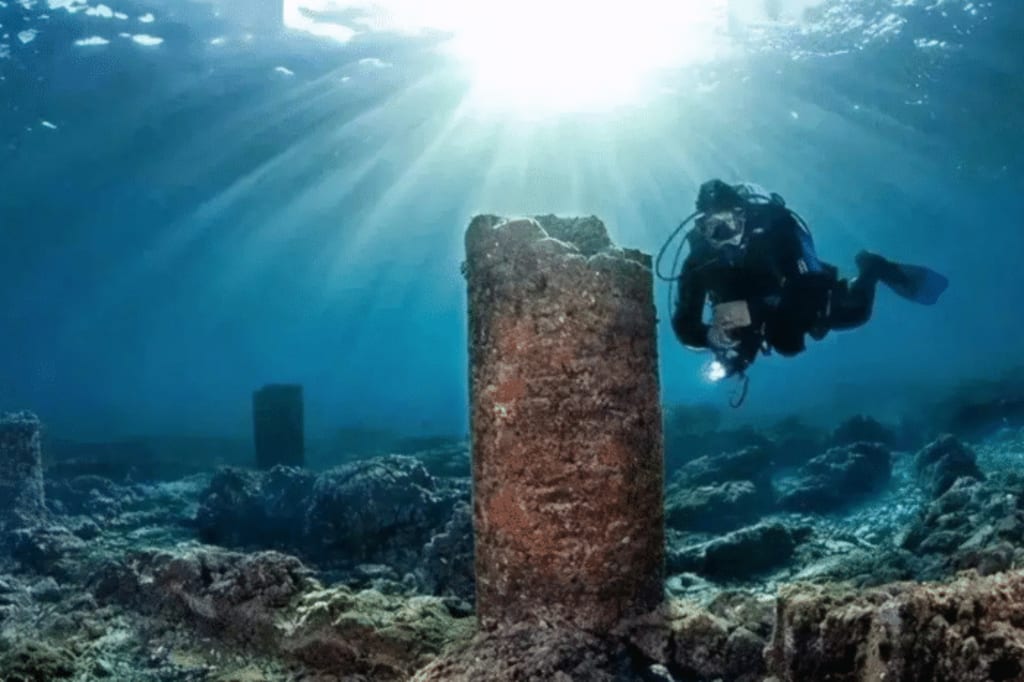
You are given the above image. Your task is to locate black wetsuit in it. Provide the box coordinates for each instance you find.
[671,195,876,363]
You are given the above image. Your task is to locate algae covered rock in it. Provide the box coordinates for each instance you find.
[285,586,474,679]
[92,544,472,679]
[0,640,77,681]
[195,456,463,574]
[914,434,983,498]
[665,480,768,533]
[828,414,897,448]
[776,442,891,512]
[669,522,809,580]
[767,570,1024,681]
[902,471,1024,578]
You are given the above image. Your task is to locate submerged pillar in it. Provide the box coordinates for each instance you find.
[0,411,46,530]
[252,384,305,469]
[465,214,665,632]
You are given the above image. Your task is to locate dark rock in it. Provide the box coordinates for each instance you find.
[305,454,455,565]
[0,412,46,530]
[767,416,827,468]
[0,640,77,681]
[668,522,805,580]
[776,442,891,512]
[45,475,131,518]
[663,403,774,474]
[673,446,773,489]
[195,465,315,549]
[6,524,86,578]
[914,434,983,498]
[196,456,462,575]
[665,480,768,532]
[902,472,1024,578]
[417,501,474,602]
[92,546,314,649]
[828,414,896,448]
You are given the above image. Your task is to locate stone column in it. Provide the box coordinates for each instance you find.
[0,411,46,530]
[252,385,305,469]
[465,214,665,632]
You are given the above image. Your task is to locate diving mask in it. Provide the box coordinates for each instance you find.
[697,209,746,249]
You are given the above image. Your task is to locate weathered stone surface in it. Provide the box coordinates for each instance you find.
[902,472,1024,578]
[767,570,1024,682]
[284,586,474,678]
[621,599,767,682]
[0,412,46,530]
[92,545,471,680]
[411,621,635,682]
[665,480,768,533]
[465,215,664,631]
[92,545,314,649]
[672,446,773,489]
[915,434,983,498]
[669,522,808,580]
[416,501,474,602]
[828,414,897,448]
[776,442,891,512]
[195,457,462,576]
[252,384,305,469]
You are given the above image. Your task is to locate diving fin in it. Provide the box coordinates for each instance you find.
[882,262,949,305]
[857,251,948,305]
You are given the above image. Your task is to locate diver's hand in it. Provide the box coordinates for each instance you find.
[707,326,739,351]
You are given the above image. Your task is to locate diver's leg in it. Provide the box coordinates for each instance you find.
[827,252,885,330]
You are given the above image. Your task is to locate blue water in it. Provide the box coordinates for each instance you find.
[1,0,1021,442]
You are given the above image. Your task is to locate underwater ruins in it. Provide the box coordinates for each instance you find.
[2,216,1024,681]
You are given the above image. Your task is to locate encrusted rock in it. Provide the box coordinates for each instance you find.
[0,639,77,681]
[465,214,664,631]
[669,522,808,580]
[195,457,460,573]
[828,414,896,448]
[915,434,983,498]
[767,570,1024,681]
[776,442,891,512]
[416,501,474,602]
[305,455,455,565]
[902,472,1024,578]
[92,545,470,680]
[92,545,314,649]
[665,480,768,533]
[0,412,46,530]
[286,588,474,679]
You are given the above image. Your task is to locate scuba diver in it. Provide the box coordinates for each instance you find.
[661,179,948,405]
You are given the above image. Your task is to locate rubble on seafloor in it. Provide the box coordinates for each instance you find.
[1,402,1024,679]
[5,208,1024,679]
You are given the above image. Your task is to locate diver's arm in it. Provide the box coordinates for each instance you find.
[671,257,710,349]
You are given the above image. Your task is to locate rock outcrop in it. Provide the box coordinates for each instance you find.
[914,434,983,498]
[767,570,1024,681]
[776,442,892,512]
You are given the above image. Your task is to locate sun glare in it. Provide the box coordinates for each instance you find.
[446,2,729,115]
[283,1,733,116]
